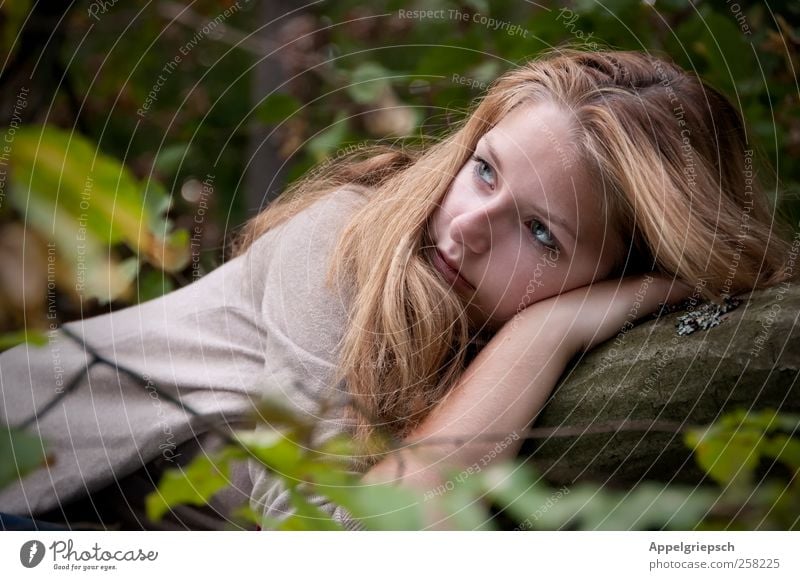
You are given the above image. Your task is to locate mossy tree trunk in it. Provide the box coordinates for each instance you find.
[521,283,800,486]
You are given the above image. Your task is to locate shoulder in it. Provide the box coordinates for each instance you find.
[243,184,373,361]
[240,183,372,292]
[311,183,372,218]
[248,184,371,256]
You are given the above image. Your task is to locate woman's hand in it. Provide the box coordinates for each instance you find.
[512,272,695,356]
[366,275,693,524]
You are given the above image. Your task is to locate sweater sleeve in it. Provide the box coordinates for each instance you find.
[0,183,372,530]
[243,186,370,531]
[0,234,267,519]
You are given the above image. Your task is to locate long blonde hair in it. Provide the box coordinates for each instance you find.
[233,48,797,468]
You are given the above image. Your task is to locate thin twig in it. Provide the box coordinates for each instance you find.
[19,327,695,487]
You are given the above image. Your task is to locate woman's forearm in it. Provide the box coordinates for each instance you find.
[362,306,573,496]
[358,274,689,528]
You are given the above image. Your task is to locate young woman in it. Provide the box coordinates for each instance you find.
[0,49,795,531]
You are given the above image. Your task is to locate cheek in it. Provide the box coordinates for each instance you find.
[499,258,565,311]
[468,249,567,326]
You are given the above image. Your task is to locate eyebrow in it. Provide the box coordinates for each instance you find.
[481,136,577,245]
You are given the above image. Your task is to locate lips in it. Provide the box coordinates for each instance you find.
[433,248,474,290]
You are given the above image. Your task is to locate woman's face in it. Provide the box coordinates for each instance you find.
[427,100,625,332]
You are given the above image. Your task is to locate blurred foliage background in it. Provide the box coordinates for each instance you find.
[1,0,800,531]
[0,0,798,335]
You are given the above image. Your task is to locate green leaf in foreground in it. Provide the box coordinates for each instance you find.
[479,461,716,531]
[685,408,800,488]
[318,476,425,531]
[145,449,238,523]
[307,113,350,162]
[0,425,48,492]
[277,490,343,531]
[152,143,191,177]
[9,124,189,273]
[347,62,392,105]
[0,330,48,351]
[256,93,302,125]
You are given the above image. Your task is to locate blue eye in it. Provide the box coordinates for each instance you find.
[471,155,495,188]
[528,219,559,251]
[471,154,559,253]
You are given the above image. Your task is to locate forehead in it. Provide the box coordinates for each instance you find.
[485,101,580,183]
[480,101,602,219]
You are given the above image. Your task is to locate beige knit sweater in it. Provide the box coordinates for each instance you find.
[0,185,370,530]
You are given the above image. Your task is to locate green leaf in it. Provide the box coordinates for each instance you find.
[414,46,482,77]
[276,489,343,531]
[590,484,717,531]
[8,125,189,272]
[0,0,31,63]
[240,507,286,531]
[0,330,48,351]
[152,143,191,177]
[307,114,350,162]
[468,60,502,86]
[235,428,309,480]
[761,435,800,472]
[145,451,235,522]
[136,268,175,302]
[347,63,392,105]
[250,391,318,433]
[18,189,139,303]
[315,433,357,458]
[523,484,597,530]
[698,11,754,93]
[731,408,779,432]
[480,461,557,525]
[0,425,48,492]
[690,427,761,487]
[308,435,358,476]
[320,479,424,531]
[463,0,489,13]
[685,409,799,488]
[436,482,495,530]
[141,178,173,232]
[256,93,302,125]
[773,413,800,433]
[159,228,191,272]
[228,502,285,530]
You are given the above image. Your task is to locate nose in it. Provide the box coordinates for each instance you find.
[450,195,509,255]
